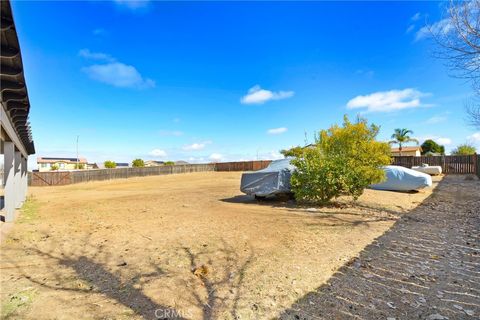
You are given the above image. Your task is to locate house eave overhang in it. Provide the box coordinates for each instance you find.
[1,0,35,154]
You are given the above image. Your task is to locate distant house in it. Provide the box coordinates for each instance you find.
[95,162,130,169]
[86,163,98,170]
[115,163,130,168]
[175,160,189,165]
[423,151,442,156]
[145,160,164,167]
[37,157,88,172]
[391,146,422,157]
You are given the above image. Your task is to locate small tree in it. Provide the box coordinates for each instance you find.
[50,164,59,171]
[451,143,477,155]
[132,159,145,167]
[280,146,305,157]
[104,160,116,168]
[427,1,480,129]
[389,128,419,156]
[74,163,85,169]
[290,116,391,204]
[164,161,175,166]
[421,139,445,155]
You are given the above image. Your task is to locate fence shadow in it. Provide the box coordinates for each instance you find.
[278,176,480,319]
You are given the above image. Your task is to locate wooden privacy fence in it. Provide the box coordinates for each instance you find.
[392,155,478,174]
[478,155,480,178]
[29,164,216,186]
[214,160,272,172]
[28,156,478,186]
[28,161,273,186]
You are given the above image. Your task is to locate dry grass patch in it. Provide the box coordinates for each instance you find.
[0,172,440,319]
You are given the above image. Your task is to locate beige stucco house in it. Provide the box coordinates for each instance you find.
[37,157,88,172]
[390,146,422,157]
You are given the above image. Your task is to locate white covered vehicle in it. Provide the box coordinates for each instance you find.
[241,161,432,197]
[370,165,432,191]
[240,158,295,198]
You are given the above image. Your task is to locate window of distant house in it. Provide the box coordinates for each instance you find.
[60,163,65,169]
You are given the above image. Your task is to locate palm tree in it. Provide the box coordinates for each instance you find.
[389,128,419,156]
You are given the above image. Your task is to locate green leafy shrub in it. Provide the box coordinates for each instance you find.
[132,159,145,167]
[451,143,476,155]
[74,163,85,169]
[290,116,391,204]
[421,139,445,155]
[164,161,175,166]
[104,160,117,168]
[280,146,305,157]
[50,164,59,171]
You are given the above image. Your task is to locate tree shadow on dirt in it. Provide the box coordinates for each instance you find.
[180,240,254,320]
[278,176,480,319]
[221,195,400,227]
[3,233,254,320]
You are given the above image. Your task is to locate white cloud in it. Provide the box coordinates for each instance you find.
[240,85,294,105]
[114,0,150,10]
[267,127,288,135]
[187,156,205,163]
[209,153,223,162]
[411,12,421,21]
[415,18,453,41]
[82,62,155,89]
[346,88,430,112]
[80,49,154,89]
[92,29,107,36]
[425,115,447,124]
[417,135,452,146]
[406,25,415,34]
[182,141,212,151]
[159,130,183,137]
[436,137,452,145]
[467,132,480,144]
[355,69,374,78]
[78,49,114,62]
[259,151,284,160]
[149,149,167,157]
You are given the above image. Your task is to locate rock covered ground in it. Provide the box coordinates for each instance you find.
[281,174,480,320]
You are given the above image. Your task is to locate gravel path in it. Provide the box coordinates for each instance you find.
[280,175,480,320]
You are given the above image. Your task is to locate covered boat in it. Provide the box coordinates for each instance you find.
[411,164,442,175]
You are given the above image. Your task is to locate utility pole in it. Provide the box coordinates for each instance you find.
[76,135,79,170]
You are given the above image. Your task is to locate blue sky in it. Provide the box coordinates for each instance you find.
[11,1,480,168]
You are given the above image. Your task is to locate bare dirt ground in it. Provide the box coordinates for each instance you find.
[1,172,442,319]
[281,174,480,320]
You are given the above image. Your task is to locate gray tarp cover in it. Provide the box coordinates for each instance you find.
[240,158,295,196]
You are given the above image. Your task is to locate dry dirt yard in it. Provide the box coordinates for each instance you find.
[1,172,441,320]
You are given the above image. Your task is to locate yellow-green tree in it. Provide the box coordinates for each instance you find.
[104,160,116,168]
[132,159,145,167]
[290,116,391,204]
[451,143,476,155]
